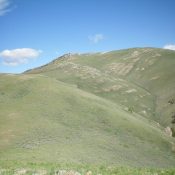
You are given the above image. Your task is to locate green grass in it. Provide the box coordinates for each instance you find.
[0,162,175,175]
[0,48,175,171]
[27,48,175,126]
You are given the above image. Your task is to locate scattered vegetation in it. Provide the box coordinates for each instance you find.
[168,99,174,104]
[127,106,134,113]
[0,163,175,175]
[171,113,175,124]
[171,113,175,137]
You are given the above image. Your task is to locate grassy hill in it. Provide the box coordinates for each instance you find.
[26,48,175,126]
[0,48,175,173]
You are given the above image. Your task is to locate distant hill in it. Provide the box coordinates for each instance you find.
[0,48,175,167]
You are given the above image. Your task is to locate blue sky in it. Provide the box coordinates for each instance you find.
[0,0,175,73]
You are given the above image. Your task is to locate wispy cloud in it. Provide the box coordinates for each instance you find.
[0,0,12,16]
[0,48,42,66]
[88,34,104,44]
[163,44,175,51]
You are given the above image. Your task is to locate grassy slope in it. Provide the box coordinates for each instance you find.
[27,48,175,126]
[0,73,175,167]
[73,48,175,126]
[0,48,175,170]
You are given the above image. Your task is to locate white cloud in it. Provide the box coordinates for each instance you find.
[0,0,11,16]
[88,34,104,44]
[0,48,42,66]
[163,44,175,51]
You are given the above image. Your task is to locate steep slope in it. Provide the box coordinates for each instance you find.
[26,48,175,127]
[0,73,175,167]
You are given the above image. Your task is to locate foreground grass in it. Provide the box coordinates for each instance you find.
[0,162,175,175]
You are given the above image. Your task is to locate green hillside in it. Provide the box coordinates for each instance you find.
[0,48,175,172]
[26,48,175,127]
